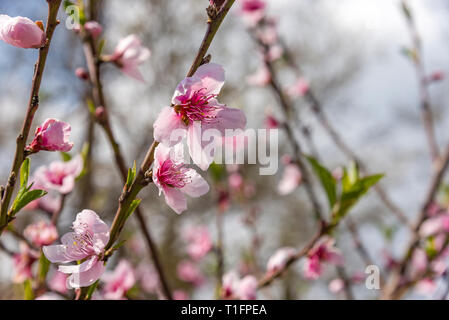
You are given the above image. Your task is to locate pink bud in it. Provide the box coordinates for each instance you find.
[0,15,46,49]
[95,106,106,120]
[286,78,310,98]
[84,21,103,39]
[27,118,74,153]
[429,70,445,83]
[265,114,280,129]
[75,67,89,80]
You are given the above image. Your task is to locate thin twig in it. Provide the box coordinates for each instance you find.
[0,0,63,234]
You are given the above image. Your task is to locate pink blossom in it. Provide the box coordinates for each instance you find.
[84,21,102,39]
[411,249,428,275]
[27,119,74,153]
[267,45,284,62]
[240,0,266,27]
[12,243,39,283]
[228,172,244,190]
[173,289,189,300]
[419,214,449,237]
[48,271,68,294]
[329,278,345,294]
[222,271,257,300]
[110,35,151,82]
[153,143,209,214]
[177,260,204,286]
[303,236,343,280]
[246,66,271,87]
[33,155,83,195]
[264,114,280,130]
[153,63,246,171]
[25,174,62,214]
[102,260,136,300]
[43,210,110,288]
[278,164,302,195]
[286,78,310,98]
[35,293,64,300]
[427,70,445,83]
[266,247,296,275]
[24,221,58,247]
[137,263,159,294]
[416,278,437,295]
[0,15,46,49]
[75,67,89,80]
[183,226,213,261]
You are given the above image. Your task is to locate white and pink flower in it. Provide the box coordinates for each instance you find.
[153,143,209,214]
[303,236,343,280]
[24,221,58,247]
[0,15,46,49]
[266,247,296,275]
[27,119,74,153]
[43,210,109,288]
[102,260,136,300]
[110,35,151,82]
[222,271,257,300]
[183,225,213,261]
[153,63,246,171]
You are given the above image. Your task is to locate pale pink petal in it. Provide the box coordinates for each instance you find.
[67,260,106,289]
[180,169,210,198]
[195,63,226,95]
[153,107,186,146]
[162,186,187,214]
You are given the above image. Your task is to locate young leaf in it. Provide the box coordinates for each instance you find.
[23,279,34,300]
[126,161,137,188]
[20,158,30,189]
[306,156,337,208]
[209,162,226,183]
[37,253,51,283]
[334,174,384,223]
[10,190,47,216]
[60,152,72,162]
[125,199,141,220]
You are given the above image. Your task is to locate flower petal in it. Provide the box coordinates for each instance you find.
[153,107,186,146]
[162,186,187,214]
[181,169,210,198]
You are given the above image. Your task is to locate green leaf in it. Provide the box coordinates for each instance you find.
[126,162,137,188]
[20,158,30,189]
[85,280,100,300]
[76,143,90,181]
[63,0,74,11]
[306,156,337,208]
[342,162,359,193]
[37,253,51,283]
[10,190,47,216]
[125,199,141,220]
[60,152,72,162]
[209,162,226,183]
[98,39,107,56]
[333,174,383,223]
[23,279,34,300]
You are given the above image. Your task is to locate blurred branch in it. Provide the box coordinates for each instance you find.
[80,0,237,300]
[382,141,449,299]
[401,0,440,163]
[0,0,63,234]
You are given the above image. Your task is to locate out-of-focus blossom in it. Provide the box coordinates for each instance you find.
[33,155,83,195]
[110,35,151,82]
[267,44,284,61]
[154,63,246,171]
[286,78,310,98]
[25,175,61,214]
[0,15,46,49]
[264,114,280,130]
[48,271,68,294]
[419,214,449,237]
[411,249,427,275]
[222,271,257,300]
[27,119,74,153]
[153,143,209,214]
[329,278,345,294]
[137,263,159,294]
[177,260,204,286]
[84,21,102,39]
[218,190,230,212]
[351,271,365,284]
[266,247,296,275]
[35,293,64,300]
[415,278,437,295]
[278,164,302,195]
[183,226,213,261]
[240,0,266,27]
[24,221,58,247]
[303,236,343,280]
[332,167,344,181]
[228,172,244,191]
[173,289,189,300]
[427,70,445,84]
[256,18,279,45]
[12,243,39,283]
[75,67,89,80]
[246,66,271,87]
[102,260,136,300]
[43,210,109,288]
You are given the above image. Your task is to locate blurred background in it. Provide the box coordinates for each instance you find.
[0,0,449,299]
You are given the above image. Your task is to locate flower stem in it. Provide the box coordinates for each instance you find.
[0,0,62,234]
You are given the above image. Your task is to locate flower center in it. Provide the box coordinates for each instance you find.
[173,88,218,125]
[70,230,95,256]
[157,159,191,189]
